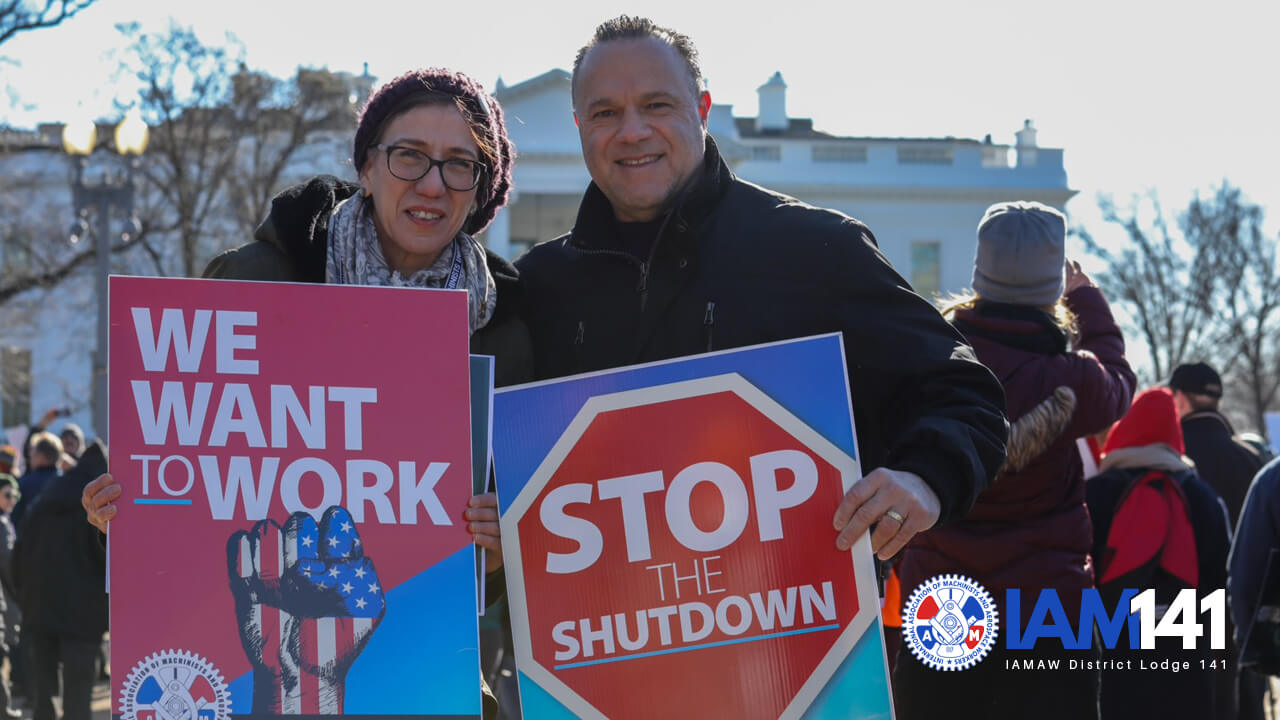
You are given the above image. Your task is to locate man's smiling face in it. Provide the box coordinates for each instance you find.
[573,37,709,223]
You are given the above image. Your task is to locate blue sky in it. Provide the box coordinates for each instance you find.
[3,0,1278,241]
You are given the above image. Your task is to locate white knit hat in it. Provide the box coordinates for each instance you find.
[972,201,1066,306]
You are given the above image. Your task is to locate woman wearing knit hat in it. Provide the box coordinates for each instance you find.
[79,67,525,720]
[1086,387,1230,718]
[893,201,1136,720]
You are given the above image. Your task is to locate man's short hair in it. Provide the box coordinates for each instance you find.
[30,431,62,466]
[572,15,704,103]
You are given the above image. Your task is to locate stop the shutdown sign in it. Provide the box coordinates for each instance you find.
[493,336,892,720]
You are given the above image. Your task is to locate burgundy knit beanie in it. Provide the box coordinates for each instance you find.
[353,68,514,235]
[1103,387,1186,456]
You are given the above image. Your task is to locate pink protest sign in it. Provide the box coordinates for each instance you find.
[107,276,482,719]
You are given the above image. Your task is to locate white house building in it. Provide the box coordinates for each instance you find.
[0,67,1073,445]
[486,69,1073,299]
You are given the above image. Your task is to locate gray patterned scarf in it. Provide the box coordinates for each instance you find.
[325,195,497,334]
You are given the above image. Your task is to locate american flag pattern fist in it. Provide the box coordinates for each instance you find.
[227,506,385,714]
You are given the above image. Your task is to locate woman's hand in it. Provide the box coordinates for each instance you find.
[81,473,121,534]
[1064,258,1096,294]
[465,492,503,573]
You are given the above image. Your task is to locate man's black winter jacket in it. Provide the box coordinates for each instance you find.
[515,138,1008,523]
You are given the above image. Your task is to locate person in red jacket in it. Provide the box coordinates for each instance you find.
[1086,387,1231,719]
[894,201,1136,720]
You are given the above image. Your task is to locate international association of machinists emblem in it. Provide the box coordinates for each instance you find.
[119,649,230,720]
[902,573,998,671]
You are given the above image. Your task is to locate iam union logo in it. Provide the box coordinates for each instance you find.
[903,574,998,671]
[119,649,230,720]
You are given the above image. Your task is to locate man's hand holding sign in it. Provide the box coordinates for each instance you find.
[834,467,941,560]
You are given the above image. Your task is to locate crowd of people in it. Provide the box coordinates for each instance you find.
[0,408,108,720]
[0,12,1268,720]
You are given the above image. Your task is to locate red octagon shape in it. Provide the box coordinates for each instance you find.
[501,374,881,720]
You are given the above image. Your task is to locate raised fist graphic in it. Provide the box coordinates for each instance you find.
[228,506,386,714]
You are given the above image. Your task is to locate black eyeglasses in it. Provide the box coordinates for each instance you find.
[372,144,487,191]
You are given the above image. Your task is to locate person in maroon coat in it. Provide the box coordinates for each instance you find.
[894,201,1136,720]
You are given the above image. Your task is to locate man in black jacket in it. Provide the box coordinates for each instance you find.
[14,442,107,720]
[1170,361,1269,720]
[516,16,1008,558]
[1170,362,1265,528]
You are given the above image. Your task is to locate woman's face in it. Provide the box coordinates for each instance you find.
[360,103,482,274]
[0,486,16,514]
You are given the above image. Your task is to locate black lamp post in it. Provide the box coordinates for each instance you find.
[61,108,149,443]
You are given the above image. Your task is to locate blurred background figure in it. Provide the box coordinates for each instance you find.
[19,410,72,478]
[1171,362,1267,529]
[12,433,60,535]
[57,426,83,462]
[1230,457,1280,717]
[1087,386,1230,719]
[1169,361,1270,719]
[14,442,107,720]
[0,475,20,718]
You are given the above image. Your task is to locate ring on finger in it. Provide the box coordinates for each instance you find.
[883,509,906,525]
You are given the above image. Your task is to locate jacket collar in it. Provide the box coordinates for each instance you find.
[252,175,523,326]
[1098,443,1193,475]
[951,301,1068,355]
[1181,409,1235,435]
[569,134,732,256]
[254,175,360,283]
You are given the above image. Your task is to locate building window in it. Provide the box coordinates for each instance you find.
[911,241,942,299]
[749,145,781,162]
[982,146,1011,168]
[897,146,953,165]
[0,237,34,285]
[812,145,867,163]
[1,346,31,429]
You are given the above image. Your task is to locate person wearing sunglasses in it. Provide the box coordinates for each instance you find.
[80,68,527,720]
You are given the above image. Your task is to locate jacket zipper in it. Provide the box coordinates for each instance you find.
[566,210,673,313]
[704,301,716,352]
[638,213,677,312]
[567,244,647,297]
[572,320,585,371]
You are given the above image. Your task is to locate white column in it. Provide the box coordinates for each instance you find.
[486,204,512,260]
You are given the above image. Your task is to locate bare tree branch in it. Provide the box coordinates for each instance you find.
[0,234,136,302]
[114,24,355,277]
[1082,182,1280,432]
[0,0,97,47]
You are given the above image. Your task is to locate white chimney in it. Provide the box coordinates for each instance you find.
[1015,119,1038,148]
[1015,119,1039,167]
[755,72,788,132]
